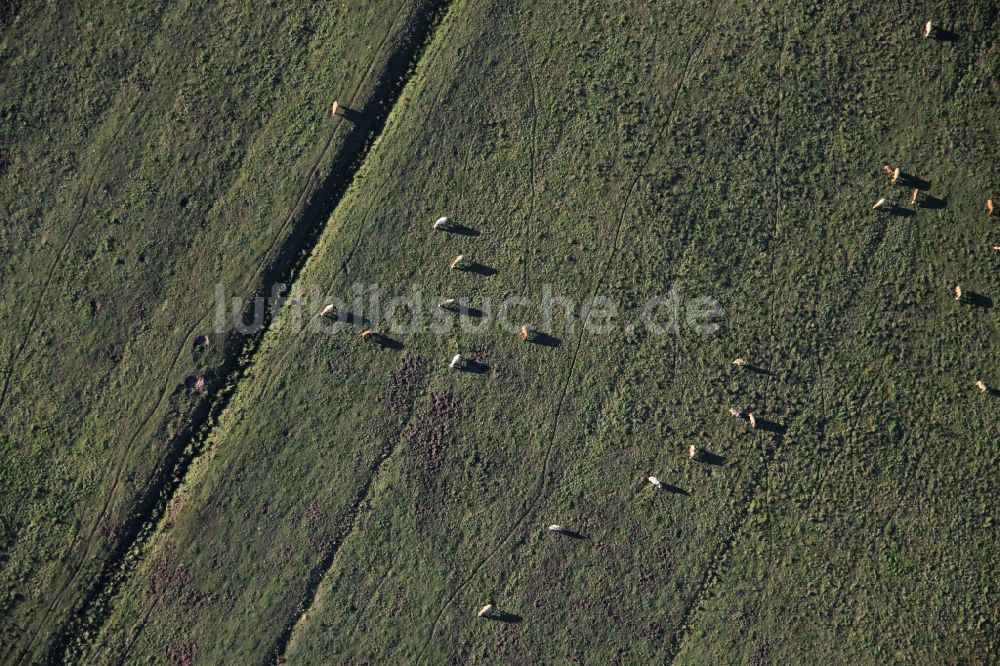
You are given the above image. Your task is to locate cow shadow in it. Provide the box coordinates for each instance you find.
[660,483,691,496]
[964,292,993,309]
[530,332,562,348]
[895,172,931,190]
[484,610,523,624]
[342,311,367,327]
[918,195,947,210]
[554,528,588,540]
[446,223,480,237]
[459,360,490,374]
[693,450,726,466]
[374,334,404,350]
[931,28,960,42]
[755,418,787,435]
[466,262,498,277]
[457,306,487,319]
[337,106,364,123]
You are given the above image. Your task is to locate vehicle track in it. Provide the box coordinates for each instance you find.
[0,6,173,428]
[267,0,454,358]
[4,9,184,661]
[665,7,787,660]
[519,26,539,295]
[61,1,450,653]
[108,20,457,647]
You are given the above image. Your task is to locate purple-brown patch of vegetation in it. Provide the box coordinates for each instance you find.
[379,355,426,413]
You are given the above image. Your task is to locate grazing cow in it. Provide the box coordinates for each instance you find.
[882,164,896,176]
[361,329,375,341]
[748,412,757,429]
[954,285,963,301]
[478,604,494,618]
[548,524,566,533]
[321,304,338,318]
[976,380,989,394]
[434,216,449,230]
[733,358,749,367]
[451,255,470,270]
[648,476,662,489]
[438,298,457,310]
[987,199,995,217]
[520,325,533,342]
[910,188,920,205]
[450,353,463,369]
[873,198,891,212]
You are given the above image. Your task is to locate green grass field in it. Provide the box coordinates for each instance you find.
[1,0,997,663]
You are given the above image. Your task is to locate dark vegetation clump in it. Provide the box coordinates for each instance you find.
[304,499,326,529]
[379,355,426,413]
[403,392,462,475]
[165,641,198,666]
[134,71,152,92]
[750,641,771,666]
[150,542,194,595]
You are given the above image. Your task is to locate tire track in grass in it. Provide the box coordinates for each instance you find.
[416,5,723,657]
[254,14,478,655]
[0,6,174,427]
[40,2,453,663]
[4,9,187,662]
[268,14,474,660]
[749,5,956,641]
[24,10,402,633]
[272,436,410,662]
[519,23,539,295]
[665,7,787,660]
[248,0,417,277]
[273,0,453,359]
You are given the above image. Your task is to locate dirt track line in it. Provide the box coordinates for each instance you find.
[415,6,722,658]
[279,5,452,358]
[250,0,415,280]
[270,432,415,663]
[333,73,447,284]
[36,310,209,643]
[520,32,539,295]
[0,27,176,430]
[5,16,186,666]
[665,9,786,661]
